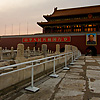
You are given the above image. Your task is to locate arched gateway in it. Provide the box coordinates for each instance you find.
[85,46,97,56]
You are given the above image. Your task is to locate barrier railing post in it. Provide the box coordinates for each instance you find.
[70,52,74,65]
[63,53,70,70]
[49,57,59,78]
[75,50,78,60]
[25,62,39,92]
[76,50,80,60]
[74,51,76,61]
[78,50,80,58]
[80,51,82,56]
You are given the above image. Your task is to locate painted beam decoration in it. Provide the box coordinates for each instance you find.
[22,37,71,43]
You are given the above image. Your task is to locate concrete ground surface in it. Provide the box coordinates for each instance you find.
[1,56,100,100]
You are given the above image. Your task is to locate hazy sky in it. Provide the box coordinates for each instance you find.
[0,0,100,36]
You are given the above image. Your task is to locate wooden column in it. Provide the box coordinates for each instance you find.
[43,27,45,33]
[98,25,99,31]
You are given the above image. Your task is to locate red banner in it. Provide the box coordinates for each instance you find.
[22,37,71,43]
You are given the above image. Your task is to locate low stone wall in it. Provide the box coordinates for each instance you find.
[0,52,72,91]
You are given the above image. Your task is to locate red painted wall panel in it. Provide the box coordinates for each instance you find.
[0,38,22,49]
[0,35,100,54]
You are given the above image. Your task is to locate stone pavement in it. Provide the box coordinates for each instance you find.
[2,56,100,100]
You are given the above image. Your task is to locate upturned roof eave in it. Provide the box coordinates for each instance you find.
[43,15,51,21]
[43,5,100,18]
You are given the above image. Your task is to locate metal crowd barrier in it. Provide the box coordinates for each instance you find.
[0,50,81,92]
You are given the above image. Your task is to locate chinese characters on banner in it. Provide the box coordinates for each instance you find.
[22,37,71,43]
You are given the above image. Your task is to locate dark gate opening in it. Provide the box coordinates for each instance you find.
[85,46,97,56]
[60,47,65,52]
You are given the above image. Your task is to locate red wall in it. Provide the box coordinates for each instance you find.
[0,35,100,54]
[0,38,22,49]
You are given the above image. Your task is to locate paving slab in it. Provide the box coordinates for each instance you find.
[73,61,85,65]
[64,73,84,79]
[96,60,100,62]
[71,72,80,76]
[85,56,92,57]
[86,60,96,62]
[90,97,100,100]
[70,65,83,68]
[15,76,62,100]
[75,60,84,62]
[94,58,100,60]
[54,89,84,100]
[54,78,85,100]
[59,79,85,90]
[87,66,100,70]
[97,62,100,64]
[89,79,100,93]
[70,68,83,73]
[78,56,85,59]
[86,70,100,79]
[15,94,29,100]
[85,57,93,60]
[85,56,93,60]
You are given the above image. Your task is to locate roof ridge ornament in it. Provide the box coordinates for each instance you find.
[54,7,57,11]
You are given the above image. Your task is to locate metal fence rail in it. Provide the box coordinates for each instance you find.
[0,50,81,92]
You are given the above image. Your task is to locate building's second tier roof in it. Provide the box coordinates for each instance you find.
[43,5,100,19]
[37,18,100,27]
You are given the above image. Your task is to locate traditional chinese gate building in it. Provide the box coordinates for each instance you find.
[0,5,100,55]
